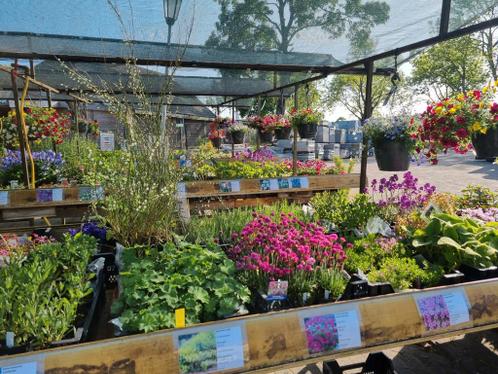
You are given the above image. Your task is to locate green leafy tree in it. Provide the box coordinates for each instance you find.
[207,0,390,55]
[410,35,487,100]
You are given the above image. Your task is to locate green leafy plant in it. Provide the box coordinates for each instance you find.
[112,240,250,333]
[318,269,348,300]
[457,185,498,210]
[368,257,424,291]
[0,233,97,348]
[412,213,498,271]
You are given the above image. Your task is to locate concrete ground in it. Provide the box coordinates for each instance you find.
[356,152,497,193]
[271,153,498,373]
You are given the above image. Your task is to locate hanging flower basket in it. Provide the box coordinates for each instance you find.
[289,108,322,140]
[226,122,248,144]
[374,139,411,171]
[472,126,498,161]
[275,127,292,140]
[229,130,245,144]
[210,138,222,148]
[258,129,273,143]
[363,115,415,171]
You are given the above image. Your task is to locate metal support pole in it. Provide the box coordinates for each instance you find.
[10,66,30,187]
[292,85,298,176]
[46,91,57,152]
[359,61,374,192]
[231,101,235,157]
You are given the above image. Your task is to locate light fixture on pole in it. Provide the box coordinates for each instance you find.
[163,0,182,45]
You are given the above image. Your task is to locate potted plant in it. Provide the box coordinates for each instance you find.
[272,115,291,140]
[363,115,416,171]
[208,118,225,148]
[226,122,248,144]
[289,108,323,139]
[246,115,274,143]
[415,88,498,163]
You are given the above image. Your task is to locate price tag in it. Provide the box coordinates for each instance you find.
[0,362,37,374]
[0,191,8,206]
[414,289,470,331]
[176,324,245,373]
[301,307,361,354]
[175,308,186,328]
[52,188,64,202]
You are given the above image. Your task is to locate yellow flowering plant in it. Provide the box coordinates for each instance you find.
[414,83,498,164]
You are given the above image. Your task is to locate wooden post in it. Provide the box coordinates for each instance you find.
[292,85,298,176]
[359,61,374,193]
[10,66,30,187]
[46,91,57,152]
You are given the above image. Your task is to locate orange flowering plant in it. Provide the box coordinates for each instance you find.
[0,106,70,147]
[415,84,498,164]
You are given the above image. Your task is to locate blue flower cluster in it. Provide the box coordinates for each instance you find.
[1,150,63,172]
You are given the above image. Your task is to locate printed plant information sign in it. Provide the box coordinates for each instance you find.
[268,179,280,191]
[36,189,52,203]
[177,325,244,373]
[302,309,361,354]
[177,182,187,198]
[51,188,64,202]
[267,280,288,301]
[0,191,8,206]
[0,361,37,374]
[415,289,470,331]
[219,180,241,193]
[260,179,271,191]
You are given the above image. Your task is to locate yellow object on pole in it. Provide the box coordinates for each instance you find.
[19,76,36,189]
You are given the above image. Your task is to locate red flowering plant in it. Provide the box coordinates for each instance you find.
[415,85,498,164]
[228,212,349,305]
[0,106,70,148]
[207,117,226,140]
[245,114,288,133]
[289,107,323,128]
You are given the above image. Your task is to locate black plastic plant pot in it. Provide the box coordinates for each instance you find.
[258,129,274,143]
[297,123,317,139]
[460,264,498,281]
[210,138,222,148]
[0,266,105,355]
[374,139,411,171]
[275,127,292,140]
[324,352,397,374]
[440,270,465,286]
[230,130,245,144]
[472,126,498,161]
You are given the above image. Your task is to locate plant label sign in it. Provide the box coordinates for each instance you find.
[52,188,64,202]
[177,182,187,199]
[99,132,115,151]
[36,189,53,203]
[0,191,8,206]
[300,307,361,354]
[0,361,37,374]
[176,324,245,373]
[219,180,240,193]
[414,288,470,331]
[267,280,288,301]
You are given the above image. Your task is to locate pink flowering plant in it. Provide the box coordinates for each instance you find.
[228,212,348,304]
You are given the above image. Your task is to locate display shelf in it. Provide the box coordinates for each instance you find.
[2,278,498,374]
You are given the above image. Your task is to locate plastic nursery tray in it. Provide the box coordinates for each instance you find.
[459,264,498,282]
[0,263,105,355]
[323,352,398,374]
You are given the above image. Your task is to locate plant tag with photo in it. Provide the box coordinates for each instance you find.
[36,189,52,203]
[51,188,63,202]
[414,289,470,331]
[302,308,361,354]
[259,179,271,191]
[0,362,37,374]
[267,280,288,301]
[176,324,245,374]
[0,191,8,206]
[230,180,241,192]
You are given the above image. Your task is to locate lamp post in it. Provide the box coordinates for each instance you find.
[163,0,182,45]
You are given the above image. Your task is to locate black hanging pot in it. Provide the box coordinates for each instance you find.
[258,129,274,143]
[274,127,292,140]
[472,126,498,161]
[297,123,317,139]
[374,139,410,171]
[230,130,245,144]
[210,138,222,148]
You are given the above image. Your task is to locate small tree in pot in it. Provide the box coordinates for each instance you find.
[289,108,323,139]
[363,115,416,171]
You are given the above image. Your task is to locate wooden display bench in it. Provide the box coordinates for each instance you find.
[1,278,498,373]
[180,173,360,214]
[0,186,103,232]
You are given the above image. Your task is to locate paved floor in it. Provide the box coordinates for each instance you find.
[356,152,497,193]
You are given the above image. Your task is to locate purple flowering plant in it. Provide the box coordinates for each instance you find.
[369,172,436,221]
[69,221,107,242]
[228,212,349,303]
[0,149,64,187]
[233,147,277,162]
